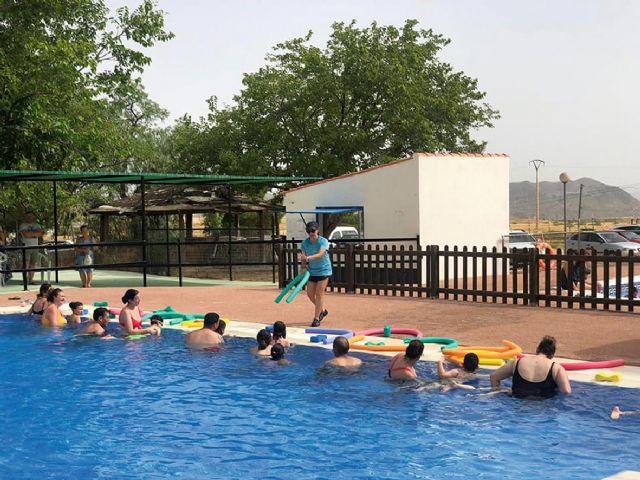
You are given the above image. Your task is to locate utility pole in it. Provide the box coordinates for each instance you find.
[529,159,545,233]
[577,183,584,251]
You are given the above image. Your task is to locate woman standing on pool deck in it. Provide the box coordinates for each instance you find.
[119,289,160,336]
[42,288,67,327]
[75,224,95,288]
[300,221,332,327]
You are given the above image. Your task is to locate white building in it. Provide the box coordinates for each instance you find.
[283,152,510,250]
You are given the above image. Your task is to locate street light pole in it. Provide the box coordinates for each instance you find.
[560,172,570,253]
[529,159,545,233]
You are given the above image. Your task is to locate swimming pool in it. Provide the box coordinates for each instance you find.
[0,314,637,479]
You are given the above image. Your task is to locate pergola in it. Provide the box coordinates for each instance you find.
[0,169,318,286]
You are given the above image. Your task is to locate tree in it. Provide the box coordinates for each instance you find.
[0,0,173,171]
[0,1,173,229]
[172,20,499,179]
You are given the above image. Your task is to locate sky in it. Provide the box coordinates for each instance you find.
[107,0,640,192]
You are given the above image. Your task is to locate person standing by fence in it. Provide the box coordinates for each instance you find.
[75,224,95,288]
[300,221,332,327]
[18,211,44,285]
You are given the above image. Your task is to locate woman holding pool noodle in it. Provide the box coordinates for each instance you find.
[300,221,332,327]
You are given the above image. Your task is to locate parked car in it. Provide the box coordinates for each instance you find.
[506,230,537,252]
[612,224,640,234]
[566,231,640,254]
[328,226,363,248]
[612,230,640,244]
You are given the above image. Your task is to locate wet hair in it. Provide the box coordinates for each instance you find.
[273,321,287,340]
[333,336,350,356]
[69,302,83,311]
[149,315,163,326]
[215,319,226,335]
[405,340,424,361]
[256,329,272,350]
[121,289,139,304]
[93,307,109,322]
[46,288,63,303]
[204,312,220,328]
[271,343,285,361]
[536,335,556,358]
[463,353,480,372]
[38,283,52,297]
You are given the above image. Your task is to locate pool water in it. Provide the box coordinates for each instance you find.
[0,314,637,479]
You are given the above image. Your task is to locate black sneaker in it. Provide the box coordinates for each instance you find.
[311,318,321,327]
[319,309,328,321]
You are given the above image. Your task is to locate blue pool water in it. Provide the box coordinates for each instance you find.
[0,314,637,479]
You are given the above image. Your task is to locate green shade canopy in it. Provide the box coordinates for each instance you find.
[0,169,319,185]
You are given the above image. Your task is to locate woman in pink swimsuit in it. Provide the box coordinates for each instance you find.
[119,289,160,336]
[388,340,424,381]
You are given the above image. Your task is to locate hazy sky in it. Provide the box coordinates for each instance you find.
[107,0,640,192]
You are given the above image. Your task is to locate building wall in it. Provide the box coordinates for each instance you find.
[284,158,419,241]
[417,153,510,250]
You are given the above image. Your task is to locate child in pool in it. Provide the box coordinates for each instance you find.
[437,353,480,391]
[271,321,291,347]
[215,319,226,336]
[251,329,272,357]
[67,302,84,324]
[270,343,291,365]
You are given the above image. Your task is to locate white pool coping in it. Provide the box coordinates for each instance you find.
[3,303,640,390]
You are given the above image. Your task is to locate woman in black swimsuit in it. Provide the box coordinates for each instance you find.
[28,283,51,315]
[490,336,572,398]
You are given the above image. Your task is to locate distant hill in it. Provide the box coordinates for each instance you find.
[510,178,640,220]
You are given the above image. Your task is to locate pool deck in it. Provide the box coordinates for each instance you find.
[1,281,640,389]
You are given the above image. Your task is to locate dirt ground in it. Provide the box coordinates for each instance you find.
[2,285,639,365]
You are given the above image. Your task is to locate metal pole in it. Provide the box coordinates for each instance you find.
[165,213,170,277]
[577,183,584,251]
[563,182,567,253]
[141,176,147,287]
[53,180,59,283]
[529,159,545,233]
[227,184,233,281]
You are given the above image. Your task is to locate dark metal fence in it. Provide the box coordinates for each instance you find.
[278,244,640,313]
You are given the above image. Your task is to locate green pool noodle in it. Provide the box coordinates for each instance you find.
[169,318,184,325]
[404,337,459,350]
[126,334,146,340]
[93,301,108,307]
[285,271,310,304]
[365,341,385,346]
[275,271,308,304]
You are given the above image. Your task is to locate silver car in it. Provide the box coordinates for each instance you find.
[566,231,640,254]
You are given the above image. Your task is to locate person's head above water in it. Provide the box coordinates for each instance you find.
[270,343,285,361]
[536,335,556,359]
[93,307,109,325]
[332,336,350,357]
[69,301,83,313]
[256,329,272,350]
[405,340,424,361]
[273,321,286,340]
[38,283,51,297]
[46,288,63,304]
[121,289,139,304]
[215,319,226,335]
[462,352,480,373]
[149,315,163,327]
[204,312,220,329]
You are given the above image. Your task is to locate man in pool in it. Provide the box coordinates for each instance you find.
[185,312,224,347]
[75,307,113,338]
[325,336,362,368]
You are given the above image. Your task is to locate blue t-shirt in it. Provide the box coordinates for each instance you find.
[301,236,332,276]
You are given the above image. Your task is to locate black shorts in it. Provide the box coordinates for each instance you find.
[308,275,331,283]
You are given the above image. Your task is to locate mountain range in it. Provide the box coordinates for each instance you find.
[510,178,640,220]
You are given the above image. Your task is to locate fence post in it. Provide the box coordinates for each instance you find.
[346,243,355,293]
[177,239,183,287]
[430,245,439,299]
[529,247,539,306]
[276,244,285,288]
[21,246,27,291]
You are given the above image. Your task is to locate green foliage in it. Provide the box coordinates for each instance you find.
[168,19,499,181]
